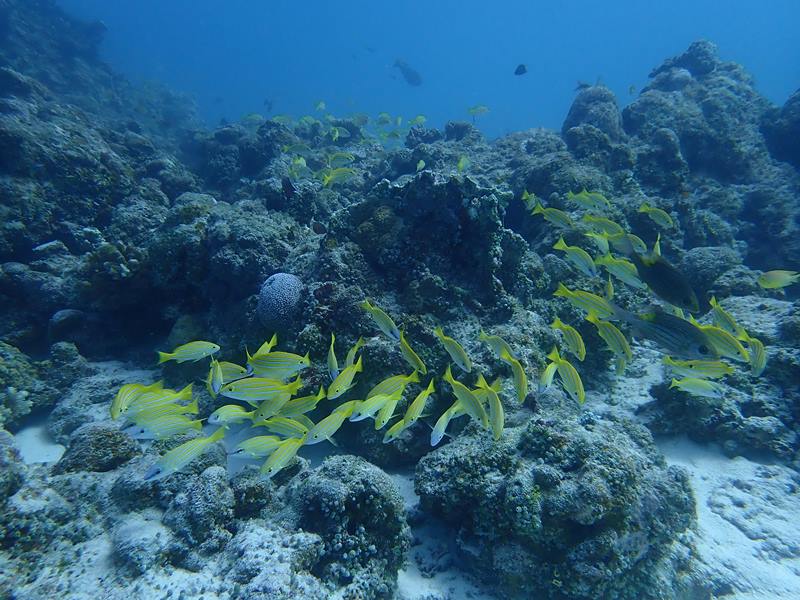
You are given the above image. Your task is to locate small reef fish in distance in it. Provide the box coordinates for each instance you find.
[327,333,339,382]
[514,64,527,75]
[157,341,220,364]
[662,356,734,380]
[546,347,585,405]
[144,427,226,481]
[359,298,400,341]
[393,59,422,86]
[757,270,799,289]
[500,349,527,402]
[566,189,610,211]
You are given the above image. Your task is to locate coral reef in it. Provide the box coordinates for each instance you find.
[0,2,797,599]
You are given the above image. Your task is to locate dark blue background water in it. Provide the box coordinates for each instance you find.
[59,0,799,138]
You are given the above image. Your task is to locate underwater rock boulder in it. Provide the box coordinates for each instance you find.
[284,455,410,596]
[562,85,625,143]
[0,430,24,503]
[415,413,695,600]
[163,465,234,562]
[111,511,173,576]
[623,40,773,183]
[0,342,58,430]
[53,423,140,474]
[761,88,800,169]
[220,522,328,600]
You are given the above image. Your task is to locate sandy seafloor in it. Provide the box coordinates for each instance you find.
[13,344,800,600]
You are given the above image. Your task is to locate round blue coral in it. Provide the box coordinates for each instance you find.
[256,272,303,329]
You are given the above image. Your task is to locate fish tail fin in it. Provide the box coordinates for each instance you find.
[554,282,570,297]
[443,364,453,383]
[190,420,203,431]
[358,299,372,311]
[427,378,436,392]
[669,378,680,389]
[302,351,311,365]
[185,398,199,414]
[177,383,193,400]
[354,356,363,373]
[546,346,561,362]
[532,201,544,214]
[409,370,420,383]
[553,237,567,250]
[208,427,226,443]
[157,351,172,364]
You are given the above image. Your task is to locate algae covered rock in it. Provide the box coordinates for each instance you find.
[0,341,58,430]
[284,455,410,597]
[0,430,24,503]
[53,423,140,474]
[415,413,695,600]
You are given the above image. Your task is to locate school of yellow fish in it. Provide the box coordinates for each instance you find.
[111,182,790,482]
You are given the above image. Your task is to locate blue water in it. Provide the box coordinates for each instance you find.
[59,0,799,137]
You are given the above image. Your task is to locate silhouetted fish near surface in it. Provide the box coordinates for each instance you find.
[514,64,527,75]
[393,59,422,86]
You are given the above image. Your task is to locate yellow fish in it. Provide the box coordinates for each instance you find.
[500,349,527,403]
[125,384,192,418]
[690,321,750,363]
[247,350,310,381]
[208,404,254,426]
[580,214,624,237]
[457,156,471,172]
[531,201,574,228]
[594,254,646,289]
[367,371,419,399]
[206,361,248,398]
[708,297,747,339]
[399,329,427,374]
[261,435,306,478]
[322,167,356,187]
[345,337,366,367]
[157,341,220,364]
[550,317,586,361]
[566,189,610,211]
[111,381,162,420]
[442,365,488,429]
[669,377,725,400]
[477,330,515,361]
[638,202,674,228]
[231,435,283,458]
[327,333,339,382]
[757,270,799,289]
[252,416,309,439]
[475,375,504,441]
[538,361,558,392]
[304,410,350,445]
[416,159,426,172]
[144,427,226,481]
[553,282,614,318]
[220,376,302,407]
[349,391,402,422]
[327,356,363,399]
[467,104,489,116]
[279,386,327,417]
[402,378,436,426]
[360,299,400,341]
[433,327,472,373]
[124,414,202,441]
[743,336,767,377]
[546,347,585,404]
[553,236,598,277]
[662,356,734,380]
[585,312,632,362]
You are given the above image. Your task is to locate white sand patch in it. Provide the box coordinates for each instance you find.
[14,419,65,464]
[389,469,496,600]
[659,437,800,599]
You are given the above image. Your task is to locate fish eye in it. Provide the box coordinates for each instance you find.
[698,345,709,355]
